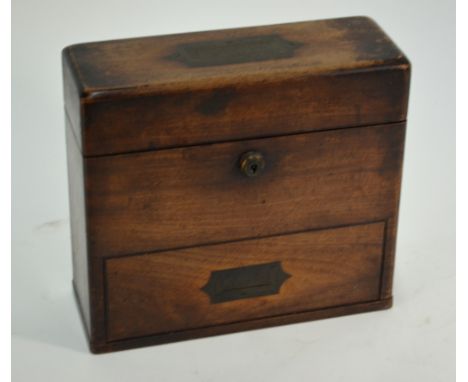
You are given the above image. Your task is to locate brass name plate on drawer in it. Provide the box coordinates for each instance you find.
[201,261,291,303]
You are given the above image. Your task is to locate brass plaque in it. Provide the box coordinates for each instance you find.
[202,261,291,303]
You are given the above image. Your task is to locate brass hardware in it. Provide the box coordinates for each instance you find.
[239,151,265,177]
[202,261,291,303]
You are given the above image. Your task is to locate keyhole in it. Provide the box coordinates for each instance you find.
[240,151,265,177]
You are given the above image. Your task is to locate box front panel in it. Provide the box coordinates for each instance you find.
[86,123,405,257]
[82,68,409,156]
[106,222,385,342]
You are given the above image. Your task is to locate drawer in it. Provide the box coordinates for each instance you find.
[105,222,385,341]
[87,123,404,257]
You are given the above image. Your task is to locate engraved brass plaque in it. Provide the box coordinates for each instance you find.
[202,261,291,304]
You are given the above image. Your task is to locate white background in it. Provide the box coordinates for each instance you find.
[12,0,455,381]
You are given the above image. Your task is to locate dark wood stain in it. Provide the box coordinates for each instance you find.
[63,16,410,157]
[166,34,304,68]
[62,16,410,353]
[325,17,405,61]
[201,261,291,303]
[63,16,409,99]
[81,68,409,156]
[196,87,236,116]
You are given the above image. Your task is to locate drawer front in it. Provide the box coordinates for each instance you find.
[87,123,404,257]
[105,222,385,341]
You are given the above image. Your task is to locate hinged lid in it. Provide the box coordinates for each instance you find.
[63,16,410,157]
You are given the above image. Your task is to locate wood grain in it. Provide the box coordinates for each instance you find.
[62,16,410,156]
[106,222,385,341]
[62,16,410,353]
[86,123,405,257]
[94,298,392,353]
[65,116,90,333]
[82,68,409,156]
[64,17,407,94]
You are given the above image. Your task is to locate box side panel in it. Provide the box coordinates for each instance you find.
[65,117,91,334]
[380,123,407,299]
[63,48,83,150]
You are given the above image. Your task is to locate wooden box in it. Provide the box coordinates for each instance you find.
[62,16,410,353]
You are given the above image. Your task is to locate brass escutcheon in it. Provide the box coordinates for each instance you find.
[239,151,265,177]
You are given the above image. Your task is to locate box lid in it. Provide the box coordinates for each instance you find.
[63,16,410,157]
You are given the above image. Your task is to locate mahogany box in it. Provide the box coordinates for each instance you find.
[62,16,410,353]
